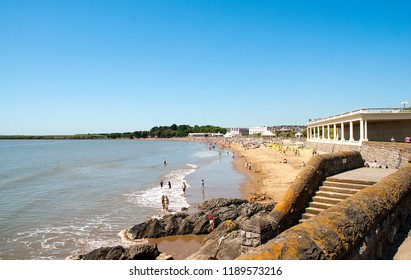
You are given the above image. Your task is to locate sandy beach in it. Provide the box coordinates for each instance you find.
[230,141,313,203]
[151,137,313,259]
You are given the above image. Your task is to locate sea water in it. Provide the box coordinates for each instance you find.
[0,140,244,259]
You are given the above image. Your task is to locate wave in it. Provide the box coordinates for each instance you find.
[127,164,197,212]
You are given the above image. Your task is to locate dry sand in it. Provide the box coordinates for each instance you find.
[230,142,313,203]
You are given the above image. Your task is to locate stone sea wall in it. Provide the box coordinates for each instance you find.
[361,142,411,169]
[237,165,411,260]
[307,141,411,169]
[271,151,364,233]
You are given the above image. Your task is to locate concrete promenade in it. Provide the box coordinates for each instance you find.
[329,167,411,260]
[328,167,397,183]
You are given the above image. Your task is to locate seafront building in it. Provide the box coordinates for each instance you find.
[306,107,411,169]
[307,107,411,145]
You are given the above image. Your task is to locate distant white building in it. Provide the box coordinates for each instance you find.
[249,126,268,135]
[228,128,241,136]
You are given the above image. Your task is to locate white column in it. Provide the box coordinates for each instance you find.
[360,119,364,143]
[364,120,368,141]
[327,125,330,140]
[349,121,354,142]
[341,123,345,141]
[322,126,325,139]
[333,124,337,141]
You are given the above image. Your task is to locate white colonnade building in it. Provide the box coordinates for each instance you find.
[307,108,411,145]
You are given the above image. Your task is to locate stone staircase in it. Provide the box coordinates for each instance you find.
[299,177,376,223]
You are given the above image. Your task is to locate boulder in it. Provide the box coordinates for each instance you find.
[77,198,276,260]
[74,243,161,260]
[127,198,275,241]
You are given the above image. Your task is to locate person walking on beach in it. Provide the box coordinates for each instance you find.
[182,182,187,195]
[168,181,172,189]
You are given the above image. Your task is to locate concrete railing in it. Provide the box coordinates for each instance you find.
[237,165,411,260]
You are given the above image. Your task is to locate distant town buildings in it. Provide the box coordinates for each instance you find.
[227,126,306,136]
[188,125,307,138]
[249,126,268,135]
[228,128,248,136]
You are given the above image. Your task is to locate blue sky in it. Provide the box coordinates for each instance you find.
[1,0,410,135]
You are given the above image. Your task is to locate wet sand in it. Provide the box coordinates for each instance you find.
[148,235,207,260]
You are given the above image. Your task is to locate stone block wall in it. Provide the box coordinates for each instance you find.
[307,141,411,169]
[237,165,411,260]
[361,142,411,169]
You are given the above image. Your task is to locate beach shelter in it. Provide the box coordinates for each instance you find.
[261,131,276,138]
[295,132,303,138]
[224,132,234,138]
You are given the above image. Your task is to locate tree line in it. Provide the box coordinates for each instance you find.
[0,124,227,140]
[108,124,227,139]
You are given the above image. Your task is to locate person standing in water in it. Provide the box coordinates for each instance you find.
[164,195,169,211]
[168,181,172,189]
[160,180,164,188]
[201,179,204,189]
[182,182,187,195]
[161,195,166,211]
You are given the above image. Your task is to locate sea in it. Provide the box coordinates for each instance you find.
[0,139,245,260]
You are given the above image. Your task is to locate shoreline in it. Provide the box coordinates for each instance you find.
[145,137,313,259]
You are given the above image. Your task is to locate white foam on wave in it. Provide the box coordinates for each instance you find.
[128,164,197,212]
[193,150,217,158]
[11,213,124,259]
[118,229,148,247]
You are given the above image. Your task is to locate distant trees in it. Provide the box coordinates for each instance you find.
[142,124,227,139]
[0,124,228,140]
[92,124,227,139]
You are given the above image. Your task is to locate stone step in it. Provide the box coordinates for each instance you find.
[322,180,371,190]
[305,207,324,215]
[299,212,317,223]
[312,196,342,205]
[326,177,376,186]
[315,190,352,200]
[299,177,376,223]
[309,201,335,210]
[319,185,359,195]
[301,212,317,220]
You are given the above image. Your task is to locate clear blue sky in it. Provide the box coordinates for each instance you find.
[1,0,410,135]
